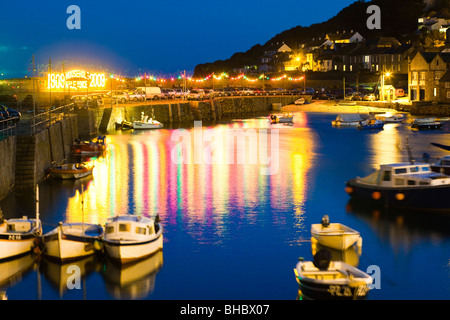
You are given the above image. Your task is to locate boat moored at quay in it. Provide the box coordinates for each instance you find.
[345,161,450,211]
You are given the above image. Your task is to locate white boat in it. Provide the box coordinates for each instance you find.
[332,114,367,127]
[294,251,373,300]
[294,98,305,105]
[42,222,104,261]
[103,214,163,264]
[270,113,294,124]
[133,112,164,129]
[0,186,42,261]
[311,215,361,251]
[376,113,404,123]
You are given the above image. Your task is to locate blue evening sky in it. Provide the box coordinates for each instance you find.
[0,0,355,78]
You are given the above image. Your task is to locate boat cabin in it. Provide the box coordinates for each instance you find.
[105,215,159,241]
[356,162,450,187]
[6,217,36,233]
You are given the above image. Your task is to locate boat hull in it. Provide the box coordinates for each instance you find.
[132,122,164,129]
[346,179,450,211]
[0,236,39,261]
[311,231,360,251]
[104,234,163,263]
[294,261,371,300]
[43,233,101,261]
[411,122,443,130]
[48,169,93,180]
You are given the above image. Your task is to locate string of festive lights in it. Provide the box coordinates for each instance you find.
[133,72,305,82]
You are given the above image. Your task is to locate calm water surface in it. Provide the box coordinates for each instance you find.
[1,109,450,300]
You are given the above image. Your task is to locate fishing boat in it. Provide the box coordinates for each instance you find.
[430,155,450,175]
[0,186,42,260]
[71,136,107,156]
[42,222,104,261]
[345,161,450,211]
[103,214,163,264]
[47,162,93,180]
[293,250,373,300]
[133,112,163,130]
[411,118,444,130]
[356,119,384,130]
[294,97,305,105]
[270,113,294,124]
[311,215,361,251]
[332,114,368,127]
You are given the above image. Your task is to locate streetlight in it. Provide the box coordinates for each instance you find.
[380,71,391,101]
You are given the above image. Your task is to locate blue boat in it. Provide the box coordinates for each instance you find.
[356,119,384,130]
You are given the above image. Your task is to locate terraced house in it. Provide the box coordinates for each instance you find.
[408,51,450,102]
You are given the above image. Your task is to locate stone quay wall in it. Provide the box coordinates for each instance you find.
[0,136,16,200]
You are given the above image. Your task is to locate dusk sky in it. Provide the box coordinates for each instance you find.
[0,0,355,78]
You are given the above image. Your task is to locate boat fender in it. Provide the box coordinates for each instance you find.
[395,193,405,201]
[371,191,381,200]
[345,186,353,194]
[313,249,331,270]
[94,240,104,251]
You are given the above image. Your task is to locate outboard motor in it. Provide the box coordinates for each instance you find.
[313,249,331,270]
[321,215,330,228]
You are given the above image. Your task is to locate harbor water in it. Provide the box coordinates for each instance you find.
[1,108,450,300]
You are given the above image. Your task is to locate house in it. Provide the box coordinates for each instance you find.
[438,70,450,102]
[408,51,450,102]
[325,31,364,46]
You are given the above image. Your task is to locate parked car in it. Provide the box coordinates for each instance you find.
[127,90,145,102]
[241,88,255,96]
[161,89,173,99]
[187,89,206,100]
[173,88,184,99]
[107,91,129,103]
[223,87,237,96]
[0,104,21,122]
[71,95,96,107]
[211,88,224,97]
[362,93,377,101]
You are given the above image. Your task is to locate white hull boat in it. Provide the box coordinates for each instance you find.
[294,98,305,105]
[103,215,163,264]
[0,217,42,261]
[47,163,93,180]
[43,222,104,261]
[133,112,163,129]
[294,252,373,300]
[311,216,361,251]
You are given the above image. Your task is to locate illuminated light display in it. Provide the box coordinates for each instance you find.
[47,70,106,90]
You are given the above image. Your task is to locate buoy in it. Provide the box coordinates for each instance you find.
[372,191,381,200]
[345,186,353,194]
[395,193,405,201]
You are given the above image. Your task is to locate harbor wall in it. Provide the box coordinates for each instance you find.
[0,136,16,200]
[96,95,306,131]
[13,115,78,193]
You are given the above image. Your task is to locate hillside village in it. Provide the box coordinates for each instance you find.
[194,0,450,105]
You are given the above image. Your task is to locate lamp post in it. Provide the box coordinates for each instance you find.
[380,71,391,101]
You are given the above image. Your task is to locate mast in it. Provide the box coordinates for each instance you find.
[35,184,40,227]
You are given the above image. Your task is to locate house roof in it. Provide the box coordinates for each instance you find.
[438,70,450,82]
[326,31,361,41]
[366,37,401,48]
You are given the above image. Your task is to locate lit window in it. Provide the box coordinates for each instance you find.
[119,223,130,232]
[106,226,114,234]
[136,227,146,235]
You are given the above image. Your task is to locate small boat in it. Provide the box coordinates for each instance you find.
[311,215,361,251]
[345,161,450,211]
[71,136,107,156]
[293,250,373,300]
[411,118,443,130]
[294,98,305,105]
[47,162,93,180]
[376,113,404,123]
[115,120,133,130]
[332,114,368,127]
[103,214,163,264]
[133,112,163,130]
[42,222,104,261]
[270,113,294,124]
[430,155,450,175]
[338,101,357,106]
[0,185,42,261]
[356,119,384,130]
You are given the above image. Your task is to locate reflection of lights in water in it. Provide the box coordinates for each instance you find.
[369,124,403,168]
[63,120,317,242]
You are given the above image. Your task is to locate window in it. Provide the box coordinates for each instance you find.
[394,168,407,174]
[412,72,418,81]
[421,166,430,172]
[364,55,370,63]
[434,87,437,97]
[419,181,429,185]
[420,72,426,80]
[447,91,450,99]
[395,179,405,186]
[136,227,147,235]
[119,223,130,232]
[410,166,419,173]
[106,226,114,234]
[382,171,391,181]
[446,82,450,88]
[407,180,416,186]
[350,65,353,72]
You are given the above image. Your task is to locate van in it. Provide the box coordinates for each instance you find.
[135,86,162,100]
